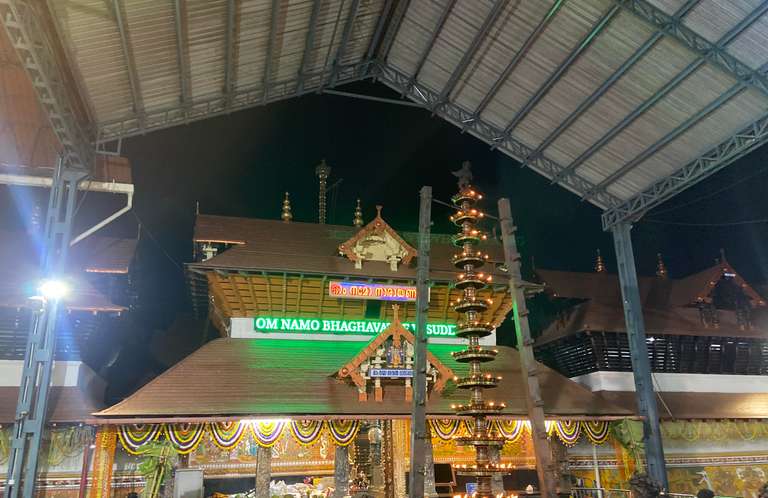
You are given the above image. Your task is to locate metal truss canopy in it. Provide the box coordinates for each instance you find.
[5,0,768,228]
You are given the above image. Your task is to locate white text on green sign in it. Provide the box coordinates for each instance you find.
[253,317,456,336]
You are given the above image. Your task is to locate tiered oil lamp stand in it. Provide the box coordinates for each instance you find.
[449,185,508,498]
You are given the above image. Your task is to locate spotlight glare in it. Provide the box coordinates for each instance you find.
[39,280,68,300]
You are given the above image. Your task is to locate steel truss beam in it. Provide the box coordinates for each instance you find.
[617,0,768,99]
[434,0,507,108]
[112,0,145,130]
[555,0,767,187]
[602,109,768,230]
[364,0,393,63]
[585,82,744,199]
[375,62,622,208]
[328,0,361,87]
[497,3,620,141]
[0,0,92,170]
[172,0,192,112]
[471,0,564,120]
[98,60,375,141]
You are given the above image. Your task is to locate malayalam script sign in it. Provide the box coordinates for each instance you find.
[328,281,417,301]
[369,368,413,378]
[253,317,456,337]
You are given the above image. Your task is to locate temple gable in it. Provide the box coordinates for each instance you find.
[338,206,416,271]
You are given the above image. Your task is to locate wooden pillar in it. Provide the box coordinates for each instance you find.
[255,445,272,498]
[410,186,432,498]
[498,198,557,498]
[334,445,350,498]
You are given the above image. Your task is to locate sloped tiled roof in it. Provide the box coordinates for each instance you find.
[599,391,768,420]
[0,386,103,423]
[95,337,629,420]
[191,214,510,283]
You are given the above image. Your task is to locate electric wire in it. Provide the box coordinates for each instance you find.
[131,210,184,271]
[645,217,768,227]
[651,165,768,215]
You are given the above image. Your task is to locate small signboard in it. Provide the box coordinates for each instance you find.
[369,368,413,378]
[328,280,417,302]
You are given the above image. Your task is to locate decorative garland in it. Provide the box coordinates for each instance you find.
[494,420,525,443]
[583,420,611,444]
[117,420,362,454]
[290,420,324,446]
[430,419,461,440]
[118,424,162,455]
[210,421,248,450]
[427,419,611,446]
[116,419,612,455]
[250,420,287,447]
[553,420,581,446]
[165,423,206,455]
[326,420,360,446]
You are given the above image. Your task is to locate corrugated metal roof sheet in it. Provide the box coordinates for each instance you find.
[14,0,768,213]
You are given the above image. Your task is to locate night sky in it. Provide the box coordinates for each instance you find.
[3,80,768,398]
[122,79,768,323]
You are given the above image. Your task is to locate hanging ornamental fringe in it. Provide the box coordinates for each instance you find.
[430,419,461,440]
[165,423,206,455]
[117,419,611,455]
[290,420,324,446]
[429,419,610,446]
[210,421,248,450]
[118,424,163,455]
[326,420,360,446]
[117,420,361,455]
[494,420,525,443]
[250,420,287,447]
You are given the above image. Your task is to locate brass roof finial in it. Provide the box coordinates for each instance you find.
[353,198,364,227]
[281,192,293,223]
[595,249,606,273]
[656,253,668,278]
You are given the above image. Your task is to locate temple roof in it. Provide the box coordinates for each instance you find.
[535,260,767,343]
[598,391,768,420]
[0,231,135,311]
[537,301,768,346]
[0,386,103,423]
[94,337,629,420]
[190,214,518,284]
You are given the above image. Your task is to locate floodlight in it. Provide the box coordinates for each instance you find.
[39,279,69,300]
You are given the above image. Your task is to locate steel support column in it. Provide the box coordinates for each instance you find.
[611,222,667,488]
[498,198,556,498]
[4,158,87,498]
[409,186,432,498]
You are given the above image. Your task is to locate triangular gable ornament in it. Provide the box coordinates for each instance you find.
[338,205,416,271]
[695,252,766,307]
[337,305,454,402]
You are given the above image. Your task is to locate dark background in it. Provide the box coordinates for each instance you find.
[3,80,767,399]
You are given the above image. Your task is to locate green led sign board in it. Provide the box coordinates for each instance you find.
[253,317,456,337]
